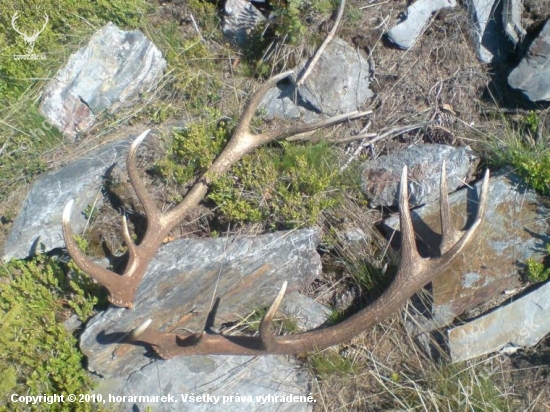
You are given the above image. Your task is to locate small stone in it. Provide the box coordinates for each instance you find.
[294,38,373,116]
[222,0,266,46]
[281,292,332,330]
[386,0,457,49]
[508,20,550,101]
[464,0,500,63]
[361,144,478,208]
[449,280,550,362]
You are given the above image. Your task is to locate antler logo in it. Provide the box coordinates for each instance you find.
[11,11,49,55]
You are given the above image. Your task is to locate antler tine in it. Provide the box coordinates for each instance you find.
[439,160,457,253]
[259,281,287,351]
[440,162,491,255]
[397,165,422,272]
[126,130,161,224]
[119,166,490,357]
[434,167,489,269]
[63,200,138,308]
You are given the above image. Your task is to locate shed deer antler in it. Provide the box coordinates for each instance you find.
[62,71,369,308]
[125,164,490,357]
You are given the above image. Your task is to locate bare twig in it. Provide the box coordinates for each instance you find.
[340,120,372,172]
[289,120,430,145]
[296,0,347,86]
[189,14,205,43]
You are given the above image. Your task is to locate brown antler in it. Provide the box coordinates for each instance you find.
[125,164,490,357]
[62,71,370,308]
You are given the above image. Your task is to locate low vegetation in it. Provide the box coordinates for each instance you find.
[485,111,550,196]
[0,255,100,410]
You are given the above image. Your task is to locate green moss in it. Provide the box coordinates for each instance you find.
[0,255,100,410]
[210,141,343,228]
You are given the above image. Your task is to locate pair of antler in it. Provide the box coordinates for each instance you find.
[126,165,489,357]
[63,71,490,357]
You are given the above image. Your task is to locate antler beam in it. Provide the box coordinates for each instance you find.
[126,164,490,357]
[62,71,370,308]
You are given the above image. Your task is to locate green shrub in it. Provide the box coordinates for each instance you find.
[0,255,99,410]
[525,244,550,283]
[151,117,233,186]
[209,141,343,228]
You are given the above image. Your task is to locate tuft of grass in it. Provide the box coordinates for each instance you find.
[369,359,512,411]
[309,349,358,379]
[239,305,300,335]
[311,343,514,411]
[484,111,550,195]
[0,254,102,409]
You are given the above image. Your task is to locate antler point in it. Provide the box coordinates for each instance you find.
[62,199,75,224]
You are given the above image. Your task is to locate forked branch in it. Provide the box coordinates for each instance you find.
[125,164,490,357]
[62,71,370,308]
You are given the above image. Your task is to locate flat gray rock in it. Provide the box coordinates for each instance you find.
[508,19,550,101]
[465,0,499,62]
[95,355,313,411]
[386,0,457,49]
[503,0,526,45]
[40,22,166,138]
[361,144,479,207]
[294,38,373,116]
[259,80,321,124]
[281,292,331,330]
[80,228,321,378]
[222,0,266,46]
[449,280,550,362]
[384,169,549,330]
[2,138,131,261]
